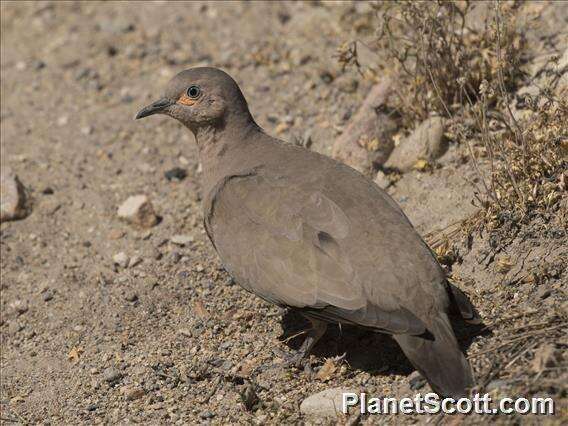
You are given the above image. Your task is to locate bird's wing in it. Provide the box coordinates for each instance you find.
[206,167,431,335]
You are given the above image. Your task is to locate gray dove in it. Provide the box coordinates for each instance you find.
[136,67,479,398]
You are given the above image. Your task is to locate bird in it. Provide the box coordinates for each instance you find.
[136,67,479,398]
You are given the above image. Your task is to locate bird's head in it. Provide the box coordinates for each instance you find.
[136,67,253,134]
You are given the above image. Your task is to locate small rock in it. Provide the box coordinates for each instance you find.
[486,380,508,392]
[178,328,192,337]
[239,382,260,411]
[8,322,24,335]
[10,299,28,315]
[42,290,54,302]
[138,163,155,173]
[57,116,69,127]
[123,386,146,401]
[108,229,125,240]
[32,60,46,70]
[113,252,130,268]
[300,388,357,417]
[103,367,123,384]
[170,234,194,246]
[129,256,142,268]
[98,19,135,34]
[164,167,187,181]
[199,411,215,419]
[117,195,158,228]
[125,292,138,302]
[385,116,448,172]
[335,74,358,94]
[81,125,94,136]
[374,170,390,189]
[531,344,559,372]
[0,168,29,222]
[536,286,552,300]
[408,371,426,390]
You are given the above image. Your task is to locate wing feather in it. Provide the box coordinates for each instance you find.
[206,169,430,335]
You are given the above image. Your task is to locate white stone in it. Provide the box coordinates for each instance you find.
[170,234,194,246]
[374,170,390,189]
[300,388,357,417]
[113,252,130,268]
[385,116,447,172]
[0,168,28,222]
[117,195,158,228]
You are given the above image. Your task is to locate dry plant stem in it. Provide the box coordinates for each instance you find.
[471,322,565,358]
[494,1,528,162]
[478,95,500,205]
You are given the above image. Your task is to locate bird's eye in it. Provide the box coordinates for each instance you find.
[187,85,201,99]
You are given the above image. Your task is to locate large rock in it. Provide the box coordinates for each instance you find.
[300,388,357,417]
[0,167,29,223]
[385,116,448,172]
[117,195,158,228]
[332,80,397,174]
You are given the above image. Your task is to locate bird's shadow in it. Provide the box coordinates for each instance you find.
[278,309,490,377]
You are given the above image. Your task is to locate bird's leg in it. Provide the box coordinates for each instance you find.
[285,318,327,368]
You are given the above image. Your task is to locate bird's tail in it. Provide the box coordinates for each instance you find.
[393,313,474,398]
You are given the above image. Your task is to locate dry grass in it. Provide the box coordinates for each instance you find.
[339,1,525,125]
[339,0,567,232]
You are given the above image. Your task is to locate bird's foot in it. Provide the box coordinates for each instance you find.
[282,347,310,369]
[279,318,328,369]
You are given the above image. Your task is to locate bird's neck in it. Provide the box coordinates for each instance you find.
[194,115,263,194]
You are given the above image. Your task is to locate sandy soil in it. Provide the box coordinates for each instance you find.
[1,2,566,425]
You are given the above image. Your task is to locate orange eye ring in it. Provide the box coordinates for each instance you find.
[178,93,196,106]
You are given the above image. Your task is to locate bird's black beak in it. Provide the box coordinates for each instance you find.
[135,98,174,119]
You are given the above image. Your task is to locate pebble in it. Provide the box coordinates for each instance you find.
[138,163,155,173]
[103,367,123,383]
[129,256,142,268]
[113,252,130,268]
[300,388,357,417]
[165,167,187,181]
[8,322,24,335]
[0,167,28,222]
[486,379,508,392]
[408,371,426,390]
[42,290,54,302]
[170,234,194,246]
[374,170,390,189]
[385,116,448,172]
[81,125,94,136]
[536,286,552,300]
[57,116,69,127]
[170,251,182,264]
[117,195,158,228]
[98,19,135,34]
[32,60,46,71]
[108,229,125,240]
[531,344,557,372]
[199,411,215,419]
[10,299,29,315]
[125,292,138,302]
[123,386,146,401]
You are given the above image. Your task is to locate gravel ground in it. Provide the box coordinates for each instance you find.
[1,2,566,425]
